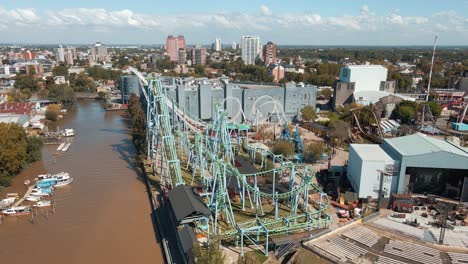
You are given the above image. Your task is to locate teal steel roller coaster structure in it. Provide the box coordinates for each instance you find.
[132,70,330,256]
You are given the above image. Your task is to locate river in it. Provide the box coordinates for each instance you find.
[0,101,163,264]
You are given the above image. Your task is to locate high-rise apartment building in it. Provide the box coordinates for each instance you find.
[191,46,207,65]
[241,36,261,65]
[232,41,237,50]
[56,45,65,63]
[25,50,34,61]
[64,51,74,65]
[166,35,186,62]
[67,47,77,59]
[214,38,222,51]
[178,49,187,64]
[263,41,277,65]
[95,42,108,62]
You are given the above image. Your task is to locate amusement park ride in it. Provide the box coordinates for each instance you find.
[129,68,330,256]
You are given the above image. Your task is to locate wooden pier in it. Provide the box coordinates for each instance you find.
[12,186,34,207]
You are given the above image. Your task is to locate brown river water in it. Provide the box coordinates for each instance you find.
[0,101,163,264]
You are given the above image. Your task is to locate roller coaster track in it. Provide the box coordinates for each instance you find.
[133,69,330,255]
[350,107,384,143]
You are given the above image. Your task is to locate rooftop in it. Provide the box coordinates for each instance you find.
[344,65,388,70]
[353,90,416,105]
[168,185,210,222]
[384,133,468,157]
[351,144,394,162]
[0,102,35,115]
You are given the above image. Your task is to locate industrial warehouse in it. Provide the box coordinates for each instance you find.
[348,133,468,201]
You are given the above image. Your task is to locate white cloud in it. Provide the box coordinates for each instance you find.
[361,5,369,14]
[260,5,272,16]
[0,8,39,25]
[0,6,465,44]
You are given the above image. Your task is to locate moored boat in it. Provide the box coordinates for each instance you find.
[54,176,74,187]
[36,172,72,188]
[62,129,75,137]
[26,195,41,202]
[2,206,31,216]
[0,197,17,209]
[33,201,52,208]
[30,188,52,197]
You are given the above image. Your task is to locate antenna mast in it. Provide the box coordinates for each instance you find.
[425,35,438,102]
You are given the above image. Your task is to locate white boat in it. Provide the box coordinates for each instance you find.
[33,201,52,208]
[0,197,16,209]
[62,129,75,137]
[24,179,31,186]
[30,190,51,197]
[61,143,71,152]
[56,143,65,151]
[37,174,52,180]
[54,173,74,187]
[2,206,31,216]
[26,196,41,202]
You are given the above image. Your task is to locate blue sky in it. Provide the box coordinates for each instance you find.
[0,1,467,45]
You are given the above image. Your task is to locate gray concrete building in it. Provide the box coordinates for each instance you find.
[120,75,142,104]
[158,77,317,123]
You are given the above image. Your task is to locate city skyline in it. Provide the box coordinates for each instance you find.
[0,1,467,45]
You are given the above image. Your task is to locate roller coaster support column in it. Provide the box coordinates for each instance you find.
[275,191,279,219]
[240,229,244,256]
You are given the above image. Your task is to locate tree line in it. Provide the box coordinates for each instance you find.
[127,94,147,158]
[0,123,43,187]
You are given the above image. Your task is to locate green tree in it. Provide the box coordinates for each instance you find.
[272,140,295,156]
[27,65,36,76]
[304,142,325,162]
[328,120,349,145]
[8,88,31,102]
[53,65,69,78]
[393,101,418,124]
[128,94,148,156]
[428,102,442,118]
[26,136,43,163]
[300,105,317,122]
[192,236,225,264]
[48,84,76,105]
[395,106,416,124]
[45,104,61,121]
[37,88,49,99]
[320,88,332,99]
[0,123,28,186]
[14,74,37,91]
[73,73,97,92]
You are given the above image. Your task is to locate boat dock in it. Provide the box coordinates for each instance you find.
[62,143,71,152]
[12,186,34,207]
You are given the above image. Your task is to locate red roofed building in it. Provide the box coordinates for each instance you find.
[0,102,37,117]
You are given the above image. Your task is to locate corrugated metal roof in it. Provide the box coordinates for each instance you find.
[168,185,210,222]
[178,226,197,254]
[351,144,394,162]
[384,133,468,157]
